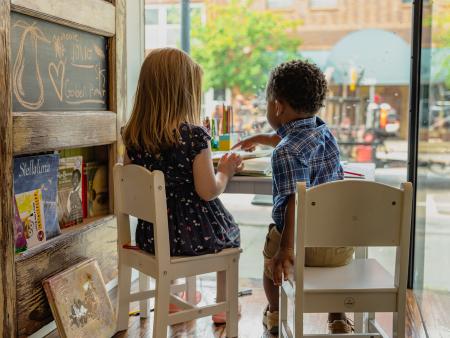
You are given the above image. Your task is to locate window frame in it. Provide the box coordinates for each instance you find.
[309,0,338,10]
[266,0,295,10]
[144,3,205,49]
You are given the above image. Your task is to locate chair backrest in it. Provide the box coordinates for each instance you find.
[295,180,413,290]
[113,164,170,261]
[297,180,412,248]
[289,180,413,337]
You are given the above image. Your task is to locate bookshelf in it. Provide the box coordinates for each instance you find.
[0,0,126,336]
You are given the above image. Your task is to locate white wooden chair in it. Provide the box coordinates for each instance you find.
[280,180,413,338]
[114,164,241,337]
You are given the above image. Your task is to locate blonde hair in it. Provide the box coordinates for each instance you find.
[122,48,203,153]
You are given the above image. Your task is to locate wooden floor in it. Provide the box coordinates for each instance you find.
[46,277,430,338]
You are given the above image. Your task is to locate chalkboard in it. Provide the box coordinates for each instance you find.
[11,12,108,112]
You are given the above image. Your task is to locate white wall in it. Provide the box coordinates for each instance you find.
[126,0,145,119]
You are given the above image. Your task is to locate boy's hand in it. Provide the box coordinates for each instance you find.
[232,135,261,152]
[233,133,281,150]
[271,248,294,286]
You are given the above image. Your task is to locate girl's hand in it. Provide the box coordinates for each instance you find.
[217,152,243,178]
[232,135,261,152]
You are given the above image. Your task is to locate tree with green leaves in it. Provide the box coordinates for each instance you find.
[191,0,302,95]
[433,8,450,88]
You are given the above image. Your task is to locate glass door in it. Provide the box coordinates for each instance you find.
[414,0,450,335]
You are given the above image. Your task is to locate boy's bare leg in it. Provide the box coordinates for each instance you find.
[263,273,279,311]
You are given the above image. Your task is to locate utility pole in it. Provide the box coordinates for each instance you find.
[181,0,190,53]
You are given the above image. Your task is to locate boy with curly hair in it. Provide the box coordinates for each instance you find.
[234,60,354,334]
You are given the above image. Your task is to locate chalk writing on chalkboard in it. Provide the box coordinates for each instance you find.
[11,13,108,112]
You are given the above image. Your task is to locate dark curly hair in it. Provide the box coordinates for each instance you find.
[266,60,327,116]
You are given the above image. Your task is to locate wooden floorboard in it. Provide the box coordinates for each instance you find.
[405,289,427,338]
[44,277,430,338]
[412,289,450,338]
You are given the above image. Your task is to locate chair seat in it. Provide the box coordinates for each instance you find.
[304,258,396,293]
[122,246,241,263]
[171,247,242,263]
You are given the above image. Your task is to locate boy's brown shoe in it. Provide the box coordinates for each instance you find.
[262,305,279,334]
[327,318,354,334]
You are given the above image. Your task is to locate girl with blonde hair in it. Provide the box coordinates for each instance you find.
[122,48,241,323]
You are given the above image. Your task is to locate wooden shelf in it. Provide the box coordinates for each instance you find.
[15,215,118,337]
[15,214,115,262]
[13,111,117,155]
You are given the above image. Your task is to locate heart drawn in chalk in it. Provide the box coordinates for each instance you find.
[48,60,65,102]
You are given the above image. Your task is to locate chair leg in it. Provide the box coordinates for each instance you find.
[295,292,303,338]
[279,286,288,338]
[116,264,132,332]
[226,257,239,338]
[185,276,196,304]
[393,311,405,338]
[368,312,375,333]
[354,312,366,333]
[153,275,171,338]
[139,272,151,318]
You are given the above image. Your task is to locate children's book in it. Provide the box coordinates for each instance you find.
[85,163,109,217]
[58,157,84,228]
[13,195,28,253]
[42,258,115,338]
[82,161,87,218]
[13,154,60,239]
[15,189,46,249]
[238,157,272,176]
[211,149,272,162]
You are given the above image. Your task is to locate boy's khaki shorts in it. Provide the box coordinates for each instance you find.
[263,224,355,280]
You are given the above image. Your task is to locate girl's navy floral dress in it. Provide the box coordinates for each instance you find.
[127,123,240,256]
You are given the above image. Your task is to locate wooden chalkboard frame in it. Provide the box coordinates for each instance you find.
[11,0,116,37]
[0,0,16,336]
[0,0,127,336]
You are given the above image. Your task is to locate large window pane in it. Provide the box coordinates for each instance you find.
[144,1,413,300]
[414,1,450,335]
[189,1,411,189]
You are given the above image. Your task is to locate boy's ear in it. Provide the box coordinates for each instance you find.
[275,100,285,116]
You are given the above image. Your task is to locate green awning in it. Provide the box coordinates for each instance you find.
[325,29,411,86]
[295,30,448,87]
[301,50,330,70]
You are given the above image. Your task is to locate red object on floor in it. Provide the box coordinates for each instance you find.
[169,291,202,313]
[212,302,242,325]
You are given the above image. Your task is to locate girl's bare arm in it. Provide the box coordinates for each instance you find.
[193,143,242,201]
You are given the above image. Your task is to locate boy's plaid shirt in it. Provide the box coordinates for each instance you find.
[271,116,343,232]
